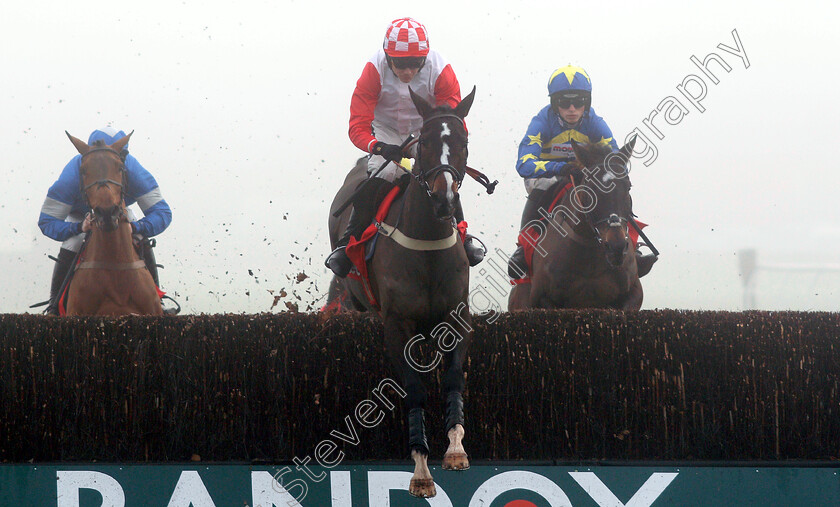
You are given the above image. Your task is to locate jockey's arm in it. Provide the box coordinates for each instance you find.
[590,114,619,152]
[434,64,467,132]
[515,114,565,178]
[433,64,461,108]
[38,157,85,241]
[348,62,382,153]
[124,155,172,238]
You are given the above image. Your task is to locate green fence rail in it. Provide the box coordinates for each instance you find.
[2,463,839,506]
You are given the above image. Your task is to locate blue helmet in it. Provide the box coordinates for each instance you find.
[88,126,127,146]
[547,65,592,95]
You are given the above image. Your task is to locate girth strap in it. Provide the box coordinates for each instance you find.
[76,260,146,271]
[377,222,458,251]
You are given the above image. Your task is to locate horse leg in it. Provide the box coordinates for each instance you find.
[407,408,435,498]
[383,317,435,498]
[441,325,471,471]
[617,279,644,310]
[508,283,531,311]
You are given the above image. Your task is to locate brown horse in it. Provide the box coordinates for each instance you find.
[325,156,370,312]
[326,87,476,497]
[64,132,162,316]
[509,138,645,310]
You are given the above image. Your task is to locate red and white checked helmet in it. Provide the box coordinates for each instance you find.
[382,17,429,57]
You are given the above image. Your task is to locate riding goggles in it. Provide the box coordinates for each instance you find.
[555,96,587,109]
[389,56,426,70]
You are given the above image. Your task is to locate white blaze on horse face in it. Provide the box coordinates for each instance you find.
[602,169,615,185]
[440,122,451,165]
[444,173,455,203]
[440,122,455,202]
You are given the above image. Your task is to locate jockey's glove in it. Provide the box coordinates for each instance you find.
[372,142,404,163]
[550,162,572,177]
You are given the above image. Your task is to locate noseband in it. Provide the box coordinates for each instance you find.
[413,113,467,198]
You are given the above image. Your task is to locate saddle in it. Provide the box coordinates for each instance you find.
[515,182,574,283]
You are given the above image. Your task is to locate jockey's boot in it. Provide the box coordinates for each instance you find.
[139,238,161,287]
[636,251,658,278]
[326,177,390,278]
[138,238,180,315]
[509,188,546,278]
[453,200,485,267]
[46,248,75,315]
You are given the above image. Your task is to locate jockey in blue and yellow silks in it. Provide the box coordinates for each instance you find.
[508,65,657,278]
[516,65,616,188]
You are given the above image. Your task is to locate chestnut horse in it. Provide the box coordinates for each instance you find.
[326,87,476,498]
[509,138,645,310]
[64,132,162,316]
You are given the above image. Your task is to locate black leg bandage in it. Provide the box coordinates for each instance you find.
[444,392,465,432]
[408,407,429,456]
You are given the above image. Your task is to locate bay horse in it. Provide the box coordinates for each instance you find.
[64,132,163,316]
[509,138,645,310]
[326,87,476,498]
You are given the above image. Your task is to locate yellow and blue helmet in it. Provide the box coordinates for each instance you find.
[547,65,592,113]
[547,65,592,95]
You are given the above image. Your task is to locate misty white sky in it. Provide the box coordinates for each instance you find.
[2,0,839,314]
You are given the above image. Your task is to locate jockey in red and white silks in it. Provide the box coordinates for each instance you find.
[349,50,461,181]
[326,17,484,278]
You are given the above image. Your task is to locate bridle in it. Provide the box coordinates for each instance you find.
[568,165,632,250]
[78,145,128,226]
[412,112,467,198]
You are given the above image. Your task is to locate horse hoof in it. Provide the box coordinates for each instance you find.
[409,478,436,498]
[442,451,470,470]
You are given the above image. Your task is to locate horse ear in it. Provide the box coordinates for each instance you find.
[111,130,133,153]
[453,86,476,119]
[66,131,90,155]
[409,87,434,119]
[571,139,587,164]
[619,135,637,160]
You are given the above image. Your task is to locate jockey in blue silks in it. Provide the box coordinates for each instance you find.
[509,65,657,278]
[38,126,174,313]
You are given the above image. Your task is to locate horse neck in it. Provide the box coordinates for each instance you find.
[399,176,454,240]
[85,222,139,262]
[558,192,595,237]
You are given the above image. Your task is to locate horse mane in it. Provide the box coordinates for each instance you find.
[573,140,632,188]
[576,140,613,161]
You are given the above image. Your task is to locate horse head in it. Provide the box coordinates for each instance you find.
[409,86,476,221]
[569,137,637,268]
[67,131,132,232]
